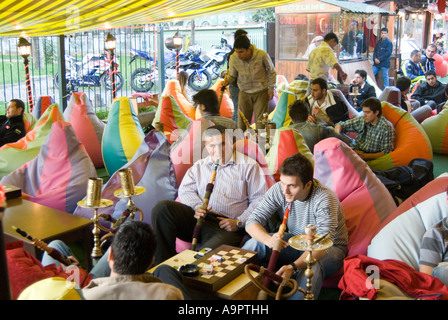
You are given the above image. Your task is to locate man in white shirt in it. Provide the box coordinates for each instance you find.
[151,125,268,264]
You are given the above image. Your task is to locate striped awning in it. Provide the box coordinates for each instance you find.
[0,0,302,37]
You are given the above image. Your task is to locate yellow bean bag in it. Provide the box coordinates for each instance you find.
[421,104,448,154]
[101,97,145,176]
[268,90,297,129]
[366,102,433,171]
[161,80,196,119]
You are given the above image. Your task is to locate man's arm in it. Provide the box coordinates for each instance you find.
[263,52,277,99]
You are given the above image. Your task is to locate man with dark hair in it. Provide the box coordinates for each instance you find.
[307,32,347,83]
[404,50,425,80]
[411,69,447,112]
[348,69,376,110]
[305,77,349,126]
[372,28,393,89]
[193,89,236,129]
[335,97,395,160]
[341,21,367,57]
[421,44,437,73]
[151,125,267,264]
[0,99,26,147]
[288,100,353,152]
[242,153,348,300]
[223,35,276,131]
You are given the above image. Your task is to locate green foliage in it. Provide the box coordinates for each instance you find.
[251,8,275,23]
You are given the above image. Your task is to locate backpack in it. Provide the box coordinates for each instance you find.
[373,158,434,205]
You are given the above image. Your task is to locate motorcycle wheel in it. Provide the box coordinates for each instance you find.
[101,72,124,91]
[188,70,212,91]
[130,68,155,92]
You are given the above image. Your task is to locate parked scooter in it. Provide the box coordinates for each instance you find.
[202,45,231,80]
[54,51,124,91]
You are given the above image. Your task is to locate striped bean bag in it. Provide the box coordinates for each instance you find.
[268,90,297,129]
[421,104,448,154]
[161,80,196,119]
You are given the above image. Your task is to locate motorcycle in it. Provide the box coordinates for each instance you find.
[54,51,124,92]
[201,45,231,80]
[129,45,213,92]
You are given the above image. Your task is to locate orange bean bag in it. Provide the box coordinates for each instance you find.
[211,79,234,119]
[161,80,196,119]
[366,102,433,171]
[22,113,37,133]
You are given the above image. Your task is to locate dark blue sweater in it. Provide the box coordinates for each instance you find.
[373,38,393,68]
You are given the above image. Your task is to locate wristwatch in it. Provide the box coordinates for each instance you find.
[289,262,298,273]
[236,220,244,229]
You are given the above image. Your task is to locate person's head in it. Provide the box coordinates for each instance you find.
[380,28,388,40]
[108,221,156,275]
[361,97,382,124]
[279,153,314,202]
[437,42,444,52]
[203,125,233,164]
[7,99,25,118]
[324,32,339,48]
[353,69,367,86]
[349,21,359,31]
[177,70,189,89]
[425,44,437,59]
[233,35,252,61]
[310,78,328,101]
[395,76,412,94]
[193,89,219,119]
[234,29,248,40]
[410,49,422,63]
[288,100,310,123]
[425,69,437,87]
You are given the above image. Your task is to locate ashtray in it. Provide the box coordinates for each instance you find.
[178,264,199,277]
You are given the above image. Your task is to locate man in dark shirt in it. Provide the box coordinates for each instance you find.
[411,70,447,112]
[0,99,26,147]
[348,69,376,111]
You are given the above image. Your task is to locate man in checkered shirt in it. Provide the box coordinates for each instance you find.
[334,97,395,160]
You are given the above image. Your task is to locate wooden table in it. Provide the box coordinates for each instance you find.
[2,197,93,270]
[149,249,261,300]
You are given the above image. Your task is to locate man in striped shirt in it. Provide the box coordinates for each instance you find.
[334,97,395,160]
[151,125,268,264]
[243,153,348,300]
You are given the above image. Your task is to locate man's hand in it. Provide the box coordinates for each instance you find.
[374,58,380,65]
[276,263,295,280]
[307,115,316,123]
[217,217,239,232]
[268,91,274,101]
[334,124,342,134]
[194,206,211,220]
[265,232,288,249]
[340,71,348,82]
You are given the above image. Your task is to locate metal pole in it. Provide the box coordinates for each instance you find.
[23,56,34,112]
[157,24,165,95]
[57,35,67,111]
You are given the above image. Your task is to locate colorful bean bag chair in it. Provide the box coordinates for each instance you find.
[75,130,178,227]
[31,96,54,120]
[288,80,309,100]
[1,120,97,213]
[313,137,397,288]
[211,79,234,119]
[152,95,193,144]
[161,79,196,119]
[170,119,214,186]
[64,92,105,168]
[101,97,145,177]
[434,54,448,78]
[23,113,37,133]
[421,104,448,154]
[6,247,91,300]
[367,175,448,271]
[0,104,64,179]
[266,127,314,181]
[268,90,297,129]
[366,102,433,171]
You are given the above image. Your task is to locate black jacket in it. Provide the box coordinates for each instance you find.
[0,115,26,147]
[411,81,446,107]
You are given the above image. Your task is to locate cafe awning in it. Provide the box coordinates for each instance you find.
[0,0,302,37]
[318,0,395,14]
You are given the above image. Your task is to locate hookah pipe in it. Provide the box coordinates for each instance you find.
[258,204,291,299]
[218,84,226,109]
[12,226,73,266]
[239,109,252,131]
[190,159,219,251]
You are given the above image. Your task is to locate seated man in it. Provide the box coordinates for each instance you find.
[395,76,421,112]
[404,50,425,81]
[419,217,448,287]
[348,69,376,111]
[411,70,447,112]
[40,221,189,300]
[0,99,26,147]
[193,89,236,129]
[334,97,395,160]
[242,153,348,300]
[288,100,353,152]
[305,77,350,126]
[421,44,437,73]
[151,125,268,264]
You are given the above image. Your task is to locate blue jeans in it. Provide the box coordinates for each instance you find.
[372,66,389,89]
[242,233,347,300]
[432,264,448,287]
